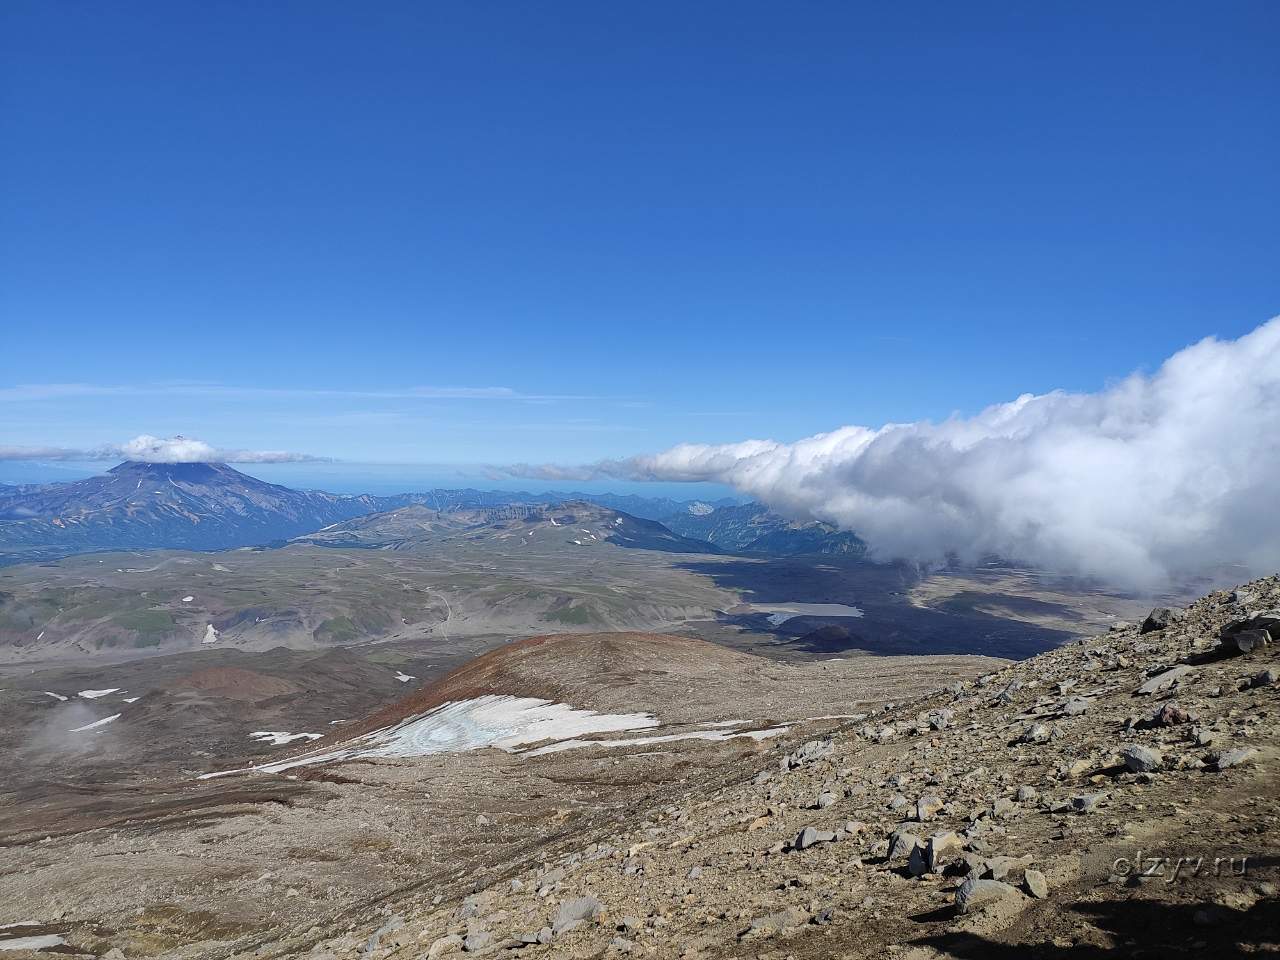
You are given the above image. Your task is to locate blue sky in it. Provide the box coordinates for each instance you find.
[2,2,1277,487]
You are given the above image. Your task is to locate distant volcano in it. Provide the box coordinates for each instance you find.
[0,461,379,561]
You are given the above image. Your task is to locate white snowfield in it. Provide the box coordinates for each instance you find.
[250,731,323,746]
[77,688,121,699]
[202,624,219,644]
[181,595,194,602]
[0,932,67,951]
[69,714,121,733]
[523,724,789,757]
[201,695,660,778]
[43,692,67,702]
[393,671,415,683]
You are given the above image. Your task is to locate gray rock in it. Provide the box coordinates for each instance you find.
[1141,607,1181,633]
[955,876,1020,913]
[462,930,491,952]
[916,794,944,821]
[907,843,930,877]
[992,797,1017,820]
[795,825,837,850]
[1121,744,1164,773]
[925,830,964,873]
[1062,696,1092,716]
[1020,723,1052,744]
[888,829,922,861]
[1251,667,1279,687]
[747,906,809,935]
[781,739,835,771]
[553,896,603,935]
[1016,785,1038,803]
[686,865,703,880]
[1070,792,1108,813]
[1024,869,1048,898]
[427,934,464,958]
[1213,747,1259,770]
[928,709,954,730]
[815,791,838,809]
[1137,666,1194,696]
[1224,629,1272,655]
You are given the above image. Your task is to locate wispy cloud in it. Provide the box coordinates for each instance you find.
[0,435,326,464]
[0,382,600,403]
[505,318,1280,587]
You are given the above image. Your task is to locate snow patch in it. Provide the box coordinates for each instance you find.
[181,596,194,602]
[394,671,416,683]
[201,695,658,777]
[70,713,121,732]
[202,624,219,644]
[525,725,789,757]
[0,932,67,952]
[78,688,120,699]
[43,692,67,702]
[250,731,323,746]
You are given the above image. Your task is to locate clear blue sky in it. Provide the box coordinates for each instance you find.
[2,2,1277,477]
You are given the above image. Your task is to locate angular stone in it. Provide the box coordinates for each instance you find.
[916,795,944,821]
[1224,629,1271,655]
[795,825,837,850]
[1024,869,1048,898]
[1213,747,1259,770]
[428,934,464,958]
[553,896,603,935]
[1062,696,1092,716]
[1141,607,1181,633]
[1137,666,1194,696]
[888,829,922,861]
[1121,744,1164,773]
[955,877,1020,913]
[925,831,964,873]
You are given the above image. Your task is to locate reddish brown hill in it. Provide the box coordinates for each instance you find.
[173,666,301,701]
[323,632,772,746]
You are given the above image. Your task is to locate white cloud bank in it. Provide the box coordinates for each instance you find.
[513,319,1280,587]
[0,435,325,464]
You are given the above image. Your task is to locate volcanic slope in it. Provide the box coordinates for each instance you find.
[0,631,1004,957]
[6,576,1270,959]
[275,576,1276,960]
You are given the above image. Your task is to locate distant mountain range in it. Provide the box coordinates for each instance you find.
[292,501,718,554]
[0,461,861,564]
[662,501,866,556]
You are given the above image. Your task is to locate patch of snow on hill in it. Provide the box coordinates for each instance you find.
[250,731,323,746]
[78,688,120,699]
[69,713,121,732]
[202,696,659,777]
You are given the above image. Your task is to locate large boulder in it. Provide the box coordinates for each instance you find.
[552,896,603,935]
[1141,607,1181,633]
[955,876,1021,913]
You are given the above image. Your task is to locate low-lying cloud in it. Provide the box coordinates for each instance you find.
[0,435,326,464]
[512,319,1280,587]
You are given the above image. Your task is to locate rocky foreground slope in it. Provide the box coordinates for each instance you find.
[0,578,1274,959]
[282,577,1279,960]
